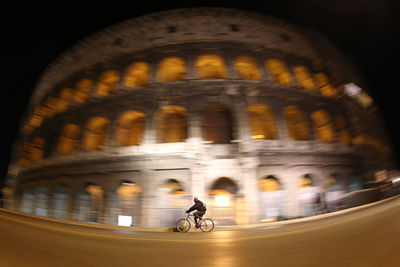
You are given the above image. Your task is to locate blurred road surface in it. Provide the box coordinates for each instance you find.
[0,197,399,267]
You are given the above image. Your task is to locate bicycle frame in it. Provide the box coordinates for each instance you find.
[183,213,198,226]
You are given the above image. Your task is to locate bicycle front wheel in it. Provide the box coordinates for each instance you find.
[176,219,191,233]
[199,218,214,232]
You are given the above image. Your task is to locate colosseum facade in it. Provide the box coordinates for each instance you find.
[4,8,393,227]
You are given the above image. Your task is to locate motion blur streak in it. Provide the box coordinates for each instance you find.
[0,196,399,266]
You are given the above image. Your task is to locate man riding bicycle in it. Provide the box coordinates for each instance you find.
[186,197,207,228]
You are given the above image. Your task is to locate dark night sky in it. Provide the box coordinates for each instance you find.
[1,1,399,182]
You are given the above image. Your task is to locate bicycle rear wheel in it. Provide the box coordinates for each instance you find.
[199,218,214,232]
[176,219,191,232]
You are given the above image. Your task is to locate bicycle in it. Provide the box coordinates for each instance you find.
[176,211,214,232]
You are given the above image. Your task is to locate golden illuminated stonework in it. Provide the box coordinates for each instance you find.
[5,7,394,227]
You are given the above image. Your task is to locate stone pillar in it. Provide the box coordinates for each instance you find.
[240,157,260,224]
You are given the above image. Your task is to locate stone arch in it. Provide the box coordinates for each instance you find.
[311,110,335,143]
[335,115,352,145]
[124,62,151,88]
[52,183,70,219]
[74,78,94,103]
[234,56,262,80]
[55,88,73,112]
[298,173,320,217]
[19,187,35,214]
[314,72,337,97]
[293,65,315,90]
[83,117,110,151]
[35,185,50,216]
[75,182,104,223]
[58,123,81,155]
[283,105,309,141]
[157,57,186,82]
[115,110,146,146]
[202,103,233,144]
[208,177,239,225]
[195,54,228,79]
[259,175,285,222]
[156,105,187,143]
[157,179,191,227]
[95,70,120,96]
[107,180,143,226]
[265,59,292,84]
[247,103,278,140]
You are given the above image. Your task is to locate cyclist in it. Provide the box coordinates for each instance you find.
[186,197,207,228]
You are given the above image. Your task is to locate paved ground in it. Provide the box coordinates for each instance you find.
[0,197,399,266]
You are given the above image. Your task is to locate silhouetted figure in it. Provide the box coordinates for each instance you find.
[186,197,207,228]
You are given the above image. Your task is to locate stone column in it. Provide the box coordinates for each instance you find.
[240,157,260,224]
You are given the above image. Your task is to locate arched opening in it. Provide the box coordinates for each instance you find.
[158,179,190,227]
[265,59,292,84]
[208,177,239,225]
[283,106,309,140]
[115,110,146,146]
[56,88,73,112]
[202,103,233,144]
[29,137,45,161]
[293,65,315,90]
[156,106,187,143]
[124,62,150,88]
[157,57,186,82]
[108,180,142,226]
[74,78,93,103]
[311,110,335,143]
[35,186,49,216]
[298,174,320,217]
[325,173,346,212]
[259,175,285,222]
[314,73,337,97]
[195,54,228,79]
[19,188,34,214]
[58,123,81,155]
[76,183,103,223]
[234,56,262,80]
[83,117,110,151]
[335,116,352,145]
[29,106,45,128]
[247,104,278,140]
[52,184,70,219]
[96,70,120,96]
[42,97,58,118]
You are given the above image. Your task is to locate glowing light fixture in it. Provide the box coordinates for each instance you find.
[118,215,132,226]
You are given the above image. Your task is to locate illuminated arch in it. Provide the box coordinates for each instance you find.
[83,117,110,151]
[259,176,281,191]
[265,59,292,84]
[96,70,120,96]
[52,184,70,219]
[283,106,309,140]
[314,73,337,97]
[195,54,228,79]
[74,78,93,103]
[58,123,81,155]
[28,106,45,128]
[115,110,146,146]
[29,137,45,161]
[299,174,314,189]
[157,57,186,82]
[293,65,315,90]
[56,88,73,112]
[76,182,103,222]
[42,97,58,118]
[162,179,187,195]
[234,56,262,80]
[202,103,233,144]
[124,62,150,88]
[335,115,352,145]
[156,106,187,143]
[247,104,278,140]
[311,110,335,143]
